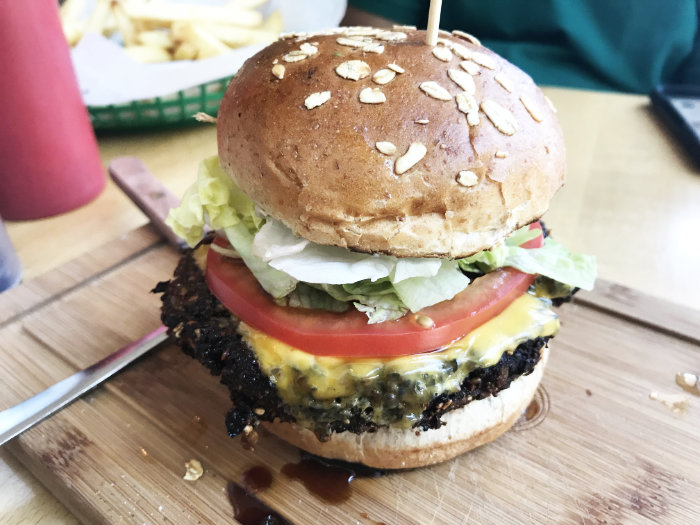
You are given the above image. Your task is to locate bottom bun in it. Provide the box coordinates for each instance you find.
[264,345,550,469]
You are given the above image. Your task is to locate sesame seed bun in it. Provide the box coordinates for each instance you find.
[217,27,565,258]
[263,345,549,469]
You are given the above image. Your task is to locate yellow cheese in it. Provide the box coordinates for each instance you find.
[239,293,559,408]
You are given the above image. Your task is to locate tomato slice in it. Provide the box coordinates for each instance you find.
[521,222,545,249]
[205,222,544,358]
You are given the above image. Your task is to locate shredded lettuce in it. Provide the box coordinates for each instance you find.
[167,157,296,298]
[253,218,448,285]
[222,222,298,298]
[312,280,408,323]
[498,238,597,290]
[167,158,596,324]
[458,226,597,291]
[274,283,349,312]
[392,260,471,312]
[353,297,409,324]
[166,156,262,247]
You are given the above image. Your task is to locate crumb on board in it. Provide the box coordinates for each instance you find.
[649,391,691,414]
[676,372,700,396]
[184,459,204,481]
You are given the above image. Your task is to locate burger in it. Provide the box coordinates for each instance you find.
[155,26,596,469]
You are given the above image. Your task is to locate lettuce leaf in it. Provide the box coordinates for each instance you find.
[393,260,471,312]
[313,280,408,323]
[274,283,349,312]
[222,223,298,299]
[166,157,296,298]
[353,296,409,324]
[166,156,262,247]
[499,238,597,291]
[458,227,597,291]
[167,158,595,324]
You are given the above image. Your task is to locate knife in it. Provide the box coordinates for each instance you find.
[0,158,180,446]
[0,326,168,446]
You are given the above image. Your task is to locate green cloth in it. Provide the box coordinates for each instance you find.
[349,0,700,93]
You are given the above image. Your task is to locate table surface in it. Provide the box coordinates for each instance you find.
[3,26,700,525]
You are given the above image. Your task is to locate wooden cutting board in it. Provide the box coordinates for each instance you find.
[1,226,699,524]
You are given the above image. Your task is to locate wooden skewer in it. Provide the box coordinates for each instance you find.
[425,0,442,46]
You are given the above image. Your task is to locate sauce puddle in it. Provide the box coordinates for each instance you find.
[281,453,388,505]
[227,454,390,523]
[227,465,290,525]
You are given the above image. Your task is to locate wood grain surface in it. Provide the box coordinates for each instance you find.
[1,227,698,524]
[3,10,700,521]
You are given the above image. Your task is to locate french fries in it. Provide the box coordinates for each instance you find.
[122,2,264,29]
[61,0,284,63]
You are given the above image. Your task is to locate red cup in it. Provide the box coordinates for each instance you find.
[0,0,105,220]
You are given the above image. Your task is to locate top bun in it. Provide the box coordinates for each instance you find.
[218,27,565,258]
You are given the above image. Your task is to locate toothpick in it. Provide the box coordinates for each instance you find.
[425,0,442,46]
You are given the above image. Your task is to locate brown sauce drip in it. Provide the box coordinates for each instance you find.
[281,459,354,504]
[226,481,291,525]
[281,453,388,505]
[242,465,273,494]
[228,454,391,523]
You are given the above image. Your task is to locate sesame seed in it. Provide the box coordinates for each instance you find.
[481,99,518,135]
[452,30,481,46]
[283,51,307,63]
[343,27,380,37]
[457,170,478,187]
[420,81,452,101]
[395,142,427,175]
[448,68,476,94]
[337,36,371,48]
[362,42,385,53]
[471,51,496,70]
[271,64,285,79]
[335,60,371,80]
[299,42,318,55]
[451,42,472,60]
[494,72,514,93]
[376,31,408,41]
[376,141,397,155]
[460,60,480,75]
[372,69,396,85]
[432,46,453,62]
[455,92,478,114]
[520,94,545,122]
[359,87,386,104]
[304,91,331,109]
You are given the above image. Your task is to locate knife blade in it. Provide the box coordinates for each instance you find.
[0,325,168,446]
[0,157,182,446]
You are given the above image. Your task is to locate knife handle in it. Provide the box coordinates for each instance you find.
[108,157,187,251]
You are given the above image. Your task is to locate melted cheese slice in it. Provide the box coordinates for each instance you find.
[238,293,560,404]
